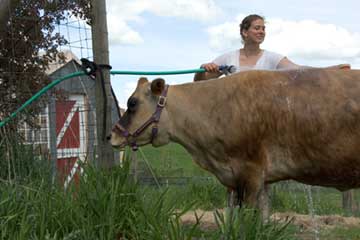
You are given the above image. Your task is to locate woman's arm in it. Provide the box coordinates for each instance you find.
[277,57,351,70]
[276,57,301,69]
[193,62,223,81]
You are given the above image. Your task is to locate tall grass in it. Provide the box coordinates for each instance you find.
[0,139,297,239]
[0,161,204,240]
[213,207,295,240]
[0,161,297,239]
[0,135,49,182]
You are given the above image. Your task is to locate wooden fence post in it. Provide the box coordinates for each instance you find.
[342,190,354,216]
[91,0,114,168]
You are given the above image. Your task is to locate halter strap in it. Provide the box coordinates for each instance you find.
[113,85,169,151]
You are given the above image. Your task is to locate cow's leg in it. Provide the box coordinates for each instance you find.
[227,186,245,208]
[241,181,270,223]
[258,184,270,220]
[243,175,265,208]
[227,188,237,208]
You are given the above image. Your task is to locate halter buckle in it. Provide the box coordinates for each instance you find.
[158,96,166,107]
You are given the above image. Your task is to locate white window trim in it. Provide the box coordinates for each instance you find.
[20,105,49,145]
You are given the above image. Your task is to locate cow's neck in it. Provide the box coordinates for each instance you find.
[164,80,253,186]
[165,80,238,155]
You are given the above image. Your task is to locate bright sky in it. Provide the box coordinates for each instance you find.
[104,0,360,108]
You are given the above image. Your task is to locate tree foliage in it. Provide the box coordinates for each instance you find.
[0,0,91,126]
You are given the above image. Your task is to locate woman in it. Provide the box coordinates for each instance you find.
[194,14,350,81]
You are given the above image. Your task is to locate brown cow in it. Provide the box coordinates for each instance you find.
[109,69,360,208]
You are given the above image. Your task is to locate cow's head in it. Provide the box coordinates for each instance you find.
[108,77,171,150]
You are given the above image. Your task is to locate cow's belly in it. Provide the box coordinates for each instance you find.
[265,145,299,182]
[266,145,360,190]
[294,164,360,191]
[191,153,239,188]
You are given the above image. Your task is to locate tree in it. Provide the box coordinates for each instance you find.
[0,0,14,35]
[0,0,91,126]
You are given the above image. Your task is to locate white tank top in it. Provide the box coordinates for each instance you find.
[212,49,284,73]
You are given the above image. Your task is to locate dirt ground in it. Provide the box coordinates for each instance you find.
[181,209,360,236]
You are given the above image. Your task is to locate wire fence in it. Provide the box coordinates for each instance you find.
[0,13,106,188]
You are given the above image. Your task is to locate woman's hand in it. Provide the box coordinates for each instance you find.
[201,62,221,73]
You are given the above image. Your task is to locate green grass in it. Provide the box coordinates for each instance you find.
[0,163,297,240]
[132,143,210,177]
[271,183,346,216]
[142,178,228,211]
[0,163,204,240]
[2,139,360,239]
[323,226,360,239]
[213,207,297,240]
[0,138,295,239]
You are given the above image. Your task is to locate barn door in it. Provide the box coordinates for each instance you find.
[56,94,87,188]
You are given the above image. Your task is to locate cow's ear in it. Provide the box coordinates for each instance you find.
[138,77,148,85]
[150,78,165,96]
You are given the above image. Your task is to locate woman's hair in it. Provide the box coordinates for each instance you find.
[239,14,265,40]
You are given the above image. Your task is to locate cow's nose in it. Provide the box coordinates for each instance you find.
[106,134,112,141]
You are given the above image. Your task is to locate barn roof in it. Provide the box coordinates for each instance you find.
[45,50,124,117]
[45,50,82,75]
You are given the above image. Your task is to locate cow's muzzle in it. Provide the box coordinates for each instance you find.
[111,85,169,151]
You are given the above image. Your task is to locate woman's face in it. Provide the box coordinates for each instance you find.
[242,19,266,44]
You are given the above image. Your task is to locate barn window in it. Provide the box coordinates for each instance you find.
[19,106,50,145]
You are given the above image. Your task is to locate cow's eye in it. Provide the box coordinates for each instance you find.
[127,97,138,111]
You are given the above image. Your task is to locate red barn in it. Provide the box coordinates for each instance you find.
[19,51,122,188]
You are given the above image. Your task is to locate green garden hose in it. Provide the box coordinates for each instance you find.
[0,68,206,128]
